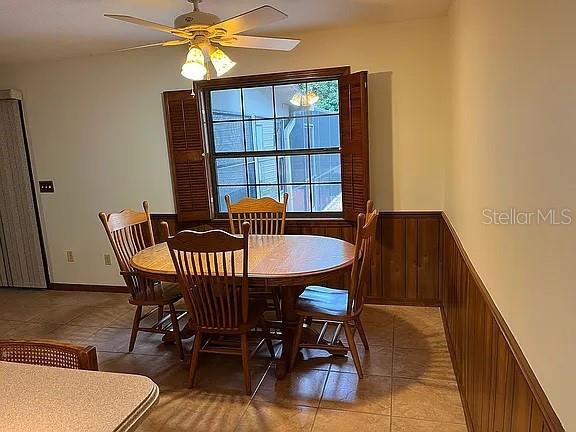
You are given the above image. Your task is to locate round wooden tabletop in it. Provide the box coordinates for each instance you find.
[130,234,355,287]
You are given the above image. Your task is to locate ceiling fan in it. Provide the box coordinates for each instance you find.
[105,0,300,82]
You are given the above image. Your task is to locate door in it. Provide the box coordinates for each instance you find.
[0,94,48,288]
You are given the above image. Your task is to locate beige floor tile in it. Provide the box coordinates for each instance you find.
[107,306,158,329]
[193,354,270,394]
[393,348,456,382]
[138,390,250,432]
[391,378,465,424]
[393,320,448,351]
[66,307,124,327]
[0,321,59,339]
[0,303,39,321]
[88,327,182,357]
[330,345,392,376]
[320,372,391,415]
[254,368,328,407]
[312,408,390,432]
[46,324,101,345]
[26,304,88,325]
[41,291,130,308]
[98,351,190,391]
[360,305,395,327]
[236,401,316,432]
[355,321,393,348]
[389,306,443,325]
[391,417,468,432]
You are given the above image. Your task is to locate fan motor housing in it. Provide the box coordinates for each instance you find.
[174,11,220,28]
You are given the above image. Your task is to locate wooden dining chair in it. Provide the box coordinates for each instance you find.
[165,222,275,395]
[290,202,378,378]
[225,193,289,235]
[0,340,98,370]
[225,193,288,319]
[99,201,185,359]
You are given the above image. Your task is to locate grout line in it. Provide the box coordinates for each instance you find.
[310,368,332,432]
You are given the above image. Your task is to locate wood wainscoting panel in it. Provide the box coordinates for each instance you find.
[440,214,563,432]
[150,212,442,305]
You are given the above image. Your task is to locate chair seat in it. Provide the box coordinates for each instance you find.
[129,282,182,305]
[295,285,350,318]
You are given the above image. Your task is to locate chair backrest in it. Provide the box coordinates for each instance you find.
[348,201,379,316]
[98,201,155,299]
[0,340,98,370]
[225,193,288,235]
[167,223,251,331]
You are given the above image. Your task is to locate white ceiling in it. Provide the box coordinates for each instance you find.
[0,0,451,64]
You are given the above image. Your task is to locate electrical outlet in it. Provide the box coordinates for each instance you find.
[104,254,112,266]
[66,250,74,263]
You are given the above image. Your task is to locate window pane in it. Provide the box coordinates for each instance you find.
[249,185,280,201]
[309,115,340,149]
[211,89,242,120]
[216,158,247,185]
[281,184,311,212]
[312,184,342,212]
[278,155,309,183]
[311,154,341,182]
[213,121,244,153]
[306,80,339,115]
[243,86,274,119]
[245,119,276,151]
[274,84,307,118]
[247,156,277,185]
[218,186,248,211]
[276,117,308,150]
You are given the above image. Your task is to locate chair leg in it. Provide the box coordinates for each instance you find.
[129,305,142,352]
[157,305,164,324]
[240,333,251,395]
[343,321,364,378]
[260,317,275,358]
[188,332,202,388]
[289,315,306,371]
[272,288,282,319]
[356,317,370,351]
[168,303,184,360]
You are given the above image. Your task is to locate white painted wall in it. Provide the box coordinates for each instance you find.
[447,0,576,429]
[0,17,450,285]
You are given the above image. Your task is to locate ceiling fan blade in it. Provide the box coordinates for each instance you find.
[115,39,189,52]
[219,35,300,51]
[208,6,287,35]
[104,14,188,36]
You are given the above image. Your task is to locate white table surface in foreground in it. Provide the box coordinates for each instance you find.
[0,361,159,432]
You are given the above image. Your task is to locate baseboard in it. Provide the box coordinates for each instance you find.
[48,283,128,294]
[440,212,564,432]
[365,296,441,307]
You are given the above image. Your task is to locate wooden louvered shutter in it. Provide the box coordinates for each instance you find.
[163,90,211,221]
[339,71,370,222]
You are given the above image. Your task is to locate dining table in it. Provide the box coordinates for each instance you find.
[0,361,159,432]
[130,234,355,379]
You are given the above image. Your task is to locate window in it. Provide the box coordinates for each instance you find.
[163,68,369,223]
[205,79,343,215]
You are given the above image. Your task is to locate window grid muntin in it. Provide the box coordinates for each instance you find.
[207,79,342,215]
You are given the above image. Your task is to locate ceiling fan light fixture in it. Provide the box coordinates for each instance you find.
[209,47,236,77]
[290,91,319,107]
[181,46,207,81]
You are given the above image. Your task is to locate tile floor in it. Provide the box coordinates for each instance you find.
[0,288,468,431]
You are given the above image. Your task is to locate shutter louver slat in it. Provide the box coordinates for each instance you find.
[339,71,370,222]
[163,91,211,221]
